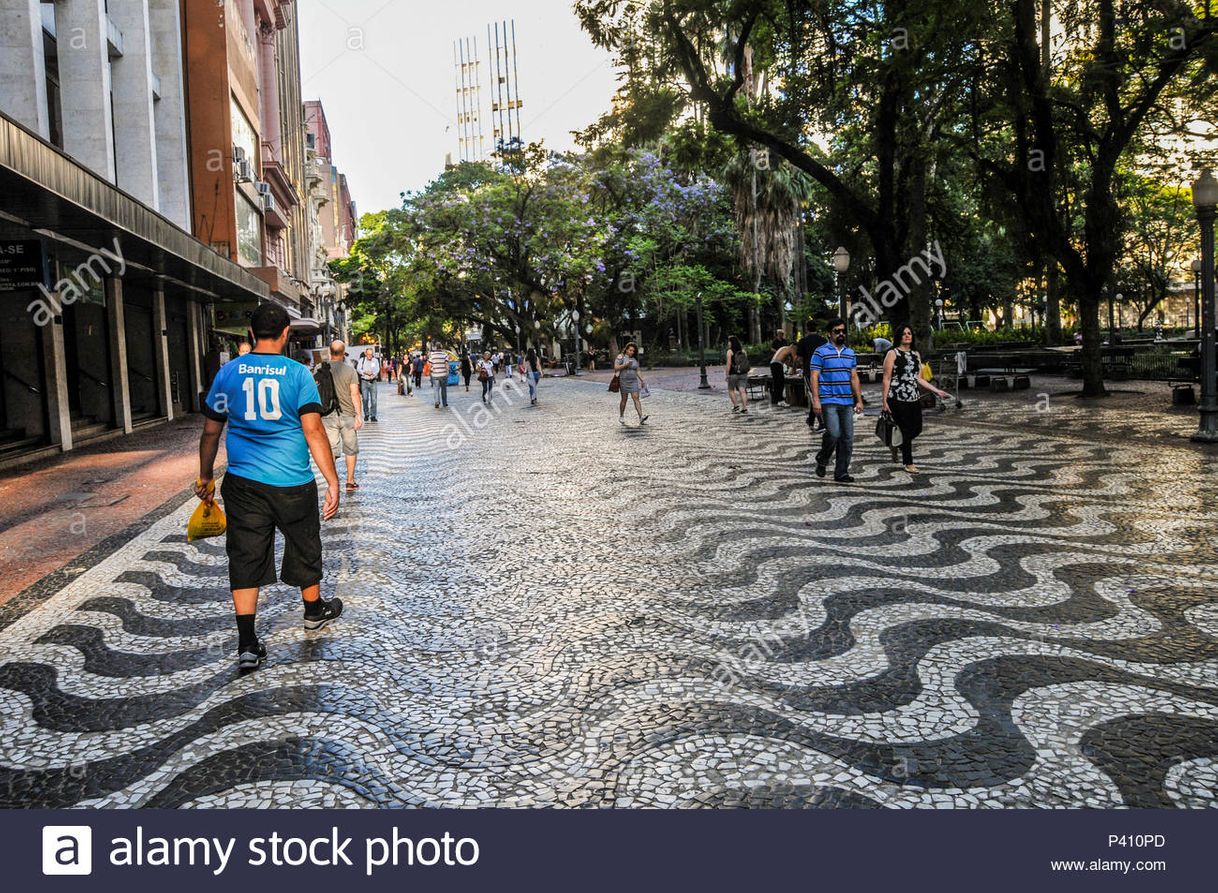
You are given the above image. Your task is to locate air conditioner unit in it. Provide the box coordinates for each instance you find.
[236,159,254,182]
[256,181,272,196]
[233,145,247,163]
[261,193,277,214]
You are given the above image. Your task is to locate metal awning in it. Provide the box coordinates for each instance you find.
[289,317,323,337]
[0,111,270,303]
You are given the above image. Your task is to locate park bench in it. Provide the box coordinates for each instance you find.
[976,367,1035,392]
[1063,346,1136,380]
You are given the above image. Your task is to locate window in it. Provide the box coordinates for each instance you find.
[236,195,263,266]
[230,97,257,170]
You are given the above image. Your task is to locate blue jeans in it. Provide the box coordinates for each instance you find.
[528,371,540,401]
[816,403,855,479]
[433,377,448,407]
[360,379,378,419]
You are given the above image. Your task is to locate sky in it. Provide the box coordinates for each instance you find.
[297,0,620,216]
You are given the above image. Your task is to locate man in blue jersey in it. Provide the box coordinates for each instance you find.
[810,318,864,483]
[196,303,343,673]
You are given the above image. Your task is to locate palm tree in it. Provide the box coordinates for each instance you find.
[724,148,813,342]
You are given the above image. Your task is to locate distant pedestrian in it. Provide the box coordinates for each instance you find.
[770,342,799,408]
[356,348,380,422]
[525,347,542,404]
[811,318,863,483]
[411,353,424,391]
[479,351,496,403]
[196,304,342,673]
[796,320,828,429]
[881,324,948,474]
[615,341,648,426]
[505,351,515,380]
[726,336,751,415]
[430,343,451,409]
[460,351,473,391]
[317,340,364,492]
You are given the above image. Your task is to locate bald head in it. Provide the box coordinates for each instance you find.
[330,340,347,360]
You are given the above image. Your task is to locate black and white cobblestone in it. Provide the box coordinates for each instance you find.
[0,377,1216,808]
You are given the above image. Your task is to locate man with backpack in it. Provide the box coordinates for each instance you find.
[317,340,364,493]
[796,318,829,429]
[411,352,424,392]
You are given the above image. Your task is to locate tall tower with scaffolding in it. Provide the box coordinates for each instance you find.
[453,35,485,163]
[487,19,523,154]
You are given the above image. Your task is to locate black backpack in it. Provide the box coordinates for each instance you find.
[315,363,340,417]
[733,350,751,375]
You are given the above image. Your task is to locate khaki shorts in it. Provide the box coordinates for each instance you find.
[323,413,359,457]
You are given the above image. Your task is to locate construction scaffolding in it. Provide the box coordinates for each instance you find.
[487,19,523,154]
[453,35,485,163]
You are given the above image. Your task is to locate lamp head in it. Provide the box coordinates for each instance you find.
[831,246,851,274]
[1193,169,1218,209]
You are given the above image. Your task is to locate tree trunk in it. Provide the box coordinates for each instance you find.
[1078,287,1106,397]
[906,156,934,351]
[749,303,761,345]
[1046,260,1062,344]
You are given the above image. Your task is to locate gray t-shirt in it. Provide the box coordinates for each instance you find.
[327,360,359,416]
[616,355,640,386]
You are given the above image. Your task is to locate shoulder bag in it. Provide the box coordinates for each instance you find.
[875,411,903,447]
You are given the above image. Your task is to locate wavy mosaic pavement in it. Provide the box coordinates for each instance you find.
[1,377,1216,808]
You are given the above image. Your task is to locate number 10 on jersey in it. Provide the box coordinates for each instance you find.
[243,378,283,421]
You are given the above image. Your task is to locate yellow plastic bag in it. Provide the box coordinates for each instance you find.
[920,362,934,382]
[188,480,227,542]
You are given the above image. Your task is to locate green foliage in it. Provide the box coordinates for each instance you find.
[931,328,1039,348]
[333,143,754,348]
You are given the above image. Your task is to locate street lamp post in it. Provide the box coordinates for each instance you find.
[1193,257,1203,339]
[935,298,945,331]
[832,247,851,324]
[696,291,711,389]
[571,310,581,377]
[1192,170,1218,443]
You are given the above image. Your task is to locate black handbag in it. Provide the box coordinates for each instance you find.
[875,411,903,447]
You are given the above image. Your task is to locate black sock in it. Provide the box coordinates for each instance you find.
[304,596,324,617]
[236,614,257,651]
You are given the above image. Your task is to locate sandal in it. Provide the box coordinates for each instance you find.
[345,482,360,492]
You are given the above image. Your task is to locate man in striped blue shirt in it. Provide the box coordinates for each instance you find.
[810,318,864,483]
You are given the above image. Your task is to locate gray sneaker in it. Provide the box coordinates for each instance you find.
[304,597,344,631]
[238,641,266,673]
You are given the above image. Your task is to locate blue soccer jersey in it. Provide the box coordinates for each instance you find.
[204,354,323,487]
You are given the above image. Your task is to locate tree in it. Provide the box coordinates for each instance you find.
[1115,173,1198,330]
[576,0,992,347]
[974,0,1218,395]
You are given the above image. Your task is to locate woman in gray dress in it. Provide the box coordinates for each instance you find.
[614,342,648,426]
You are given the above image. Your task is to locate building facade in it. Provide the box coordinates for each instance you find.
[0,0,347,465]
[305,99,357,345]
